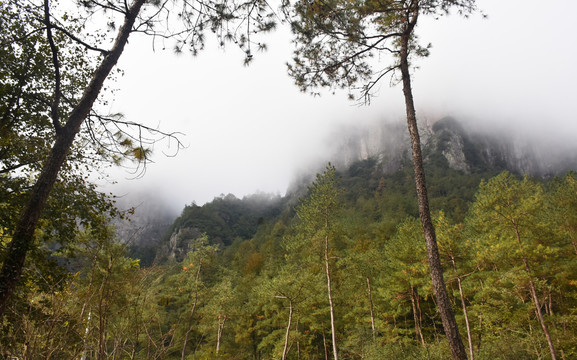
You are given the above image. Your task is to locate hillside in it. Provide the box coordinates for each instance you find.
[148,116,576,264]
[106,146,577,359]
[7,117,577,359]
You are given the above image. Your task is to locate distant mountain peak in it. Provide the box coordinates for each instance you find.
[325,116,577,178]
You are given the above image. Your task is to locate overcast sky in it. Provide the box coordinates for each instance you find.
[105,0,577,212]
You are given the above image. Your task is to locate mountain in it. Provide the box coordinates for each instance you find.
[130,116,577,265]
[324,116,577,177]
[113,193,178,266]
[152,192,286,263]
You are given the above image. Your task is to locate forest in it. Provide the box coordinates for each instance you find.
[1,0,576,359]
[2,152,577,359]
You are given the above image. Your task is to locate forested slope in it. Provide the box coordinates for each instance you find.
[3,118,577,359]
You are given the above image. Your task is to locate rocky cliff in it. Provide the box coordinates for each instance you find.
[326,116,577,177]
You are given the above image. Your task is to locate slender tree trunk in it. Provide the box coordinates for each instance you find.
[399,10,467,359]
[181,303,198,359]
[322,330,329,360]
[450,257,474,360]
[367,277,376,342]
[415,288,425,345]
[98,256,114,360]
[410,286,425,346]
[81,311,92,360]
[216,315,227,354]
[296,319,301,360]
[513,225,557,360]
[282,299,293,360]
[528,279,557,360]
[0,0,146,316]
[98,297,107,360]
[324,231,338,360]
[182,264,202,360]
[80,251,99,360]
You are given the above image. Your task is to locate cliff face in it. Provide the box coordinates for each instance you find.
[161,226,203,262]
[329,121,411,172]
[328,116,577,177]
[113,193,178,266]
[439,117,577,177]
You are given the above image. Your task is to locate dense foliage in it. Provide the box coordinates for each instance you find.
[0,0,282,317]
[3,0,573,358]
[0,0,127,327]
[2,154,576,358]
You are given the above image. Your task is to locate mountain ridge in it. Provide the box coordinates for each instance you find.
[322,116,577,177]
[124,116,577,264]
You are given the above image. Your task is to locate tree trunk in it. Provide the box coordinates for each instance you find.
[322,330,328,360]
[81,311,92,360]
[528,279,557,360]
[451,257,474,360]
[296,319,301,360]
[98,298,107,360]
[182,264,202,360]
[282,299,293,360]
[0,0,146,316]
[399,10,467,360]
[410,286,425,346]
[367,277,376,342]
[324,232,338,360]
[513,225,557,360]
[216,315,227,354]
[80,252,100,360]
[98,254,115,360]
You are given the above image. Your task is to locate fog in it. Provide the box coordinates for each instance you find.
[104,0,577,213]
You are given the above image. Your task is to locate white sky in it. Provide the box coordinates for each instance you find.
[105,0,577,211]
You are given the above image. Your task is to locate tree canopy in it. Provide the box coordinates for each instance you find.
[0,0,278,315]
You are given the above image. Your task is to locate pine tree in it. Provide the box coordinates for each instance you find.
[468,172,559,359]
[287,1,481,356]
[296,164,343,360]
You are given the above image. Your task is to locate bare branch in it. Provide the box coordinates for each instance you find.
[44,0,62,133]
[0,161,40,175]
[81,0,126,14]
[358,65,398,104]
[49,23,111,54]
[84,111,185,178]
[0,27,46,47]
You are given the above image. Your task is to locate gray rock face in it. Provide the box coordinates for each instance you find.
[113,196,176,247]
[327,116,577,176]
[164,226,203,262]
[329,120,412,173]
[431,126,471,173]
[443,144,469,172]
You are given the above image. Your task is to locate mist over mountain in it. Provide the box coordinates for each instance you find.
[319,115,577,178]
[120,115,577,263]
[112,192,179,265]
